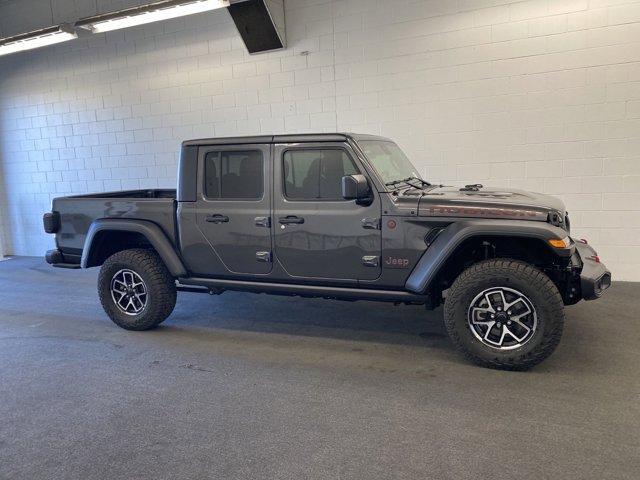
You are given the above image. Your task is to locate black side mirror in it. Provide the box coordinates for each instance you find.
[342,174,372,203]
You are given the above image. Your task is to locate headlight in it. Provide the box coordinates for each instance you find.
[548,211,563,227]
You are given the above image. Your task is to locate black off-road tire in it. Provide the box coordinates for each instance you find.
[98,248,176,331]
[444,259,564,370]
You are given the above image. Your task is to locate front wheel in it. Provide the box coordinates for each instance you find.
[98,248,177,331]
[444,259,564,370]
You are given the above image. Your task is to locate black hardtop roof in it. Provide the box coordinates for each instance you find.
[182,133,393,147]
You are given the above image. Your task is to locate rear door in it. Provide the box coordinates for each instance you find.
[272,142,382,282]
[195,144,272,276]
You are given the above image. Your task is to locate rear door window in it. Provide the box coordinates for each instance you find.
[204,150,263,200]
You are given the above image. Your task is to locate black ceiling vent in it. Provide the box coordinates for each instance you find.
[228,0,285,54]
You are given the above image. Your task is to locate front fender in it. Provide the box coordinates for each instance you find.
[405,219,571,294]
[81,219,187,277]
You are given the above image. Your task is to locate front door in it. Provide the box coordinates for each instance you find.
[195,144,272,276]
[273,142,382,282]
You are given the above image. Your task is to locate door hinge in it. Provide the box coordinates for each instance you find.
[256,251,272,263]
[361,217,381,230]
[254,216,271,228]
[362,255,379,267]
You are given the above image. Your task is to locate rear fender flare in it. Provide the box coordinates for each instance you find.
[81,219,187,277]
[405,219,571,294]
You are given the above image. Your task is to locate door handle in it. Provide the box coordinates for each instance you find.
[361,217,381,230]
[279,215,305,225]
[206,214,229,224]
[362,255,380,267]
[256,251,272,263]
[254,216,271,228]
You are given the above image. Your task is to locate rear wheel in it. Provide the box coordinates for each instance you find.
[444,259,564,370]
[98,248,176,331]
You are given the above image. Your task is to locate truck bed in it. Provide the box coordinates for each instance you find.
[51,189,178,260]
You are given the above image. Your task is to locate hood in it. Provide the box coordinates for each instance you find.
[416,186,566,221]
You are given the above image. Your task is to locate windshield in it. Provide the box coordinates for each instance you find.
[358,140,422,186]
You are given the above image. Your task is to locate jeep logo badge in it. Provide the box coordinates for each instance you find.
[384,256,410,269]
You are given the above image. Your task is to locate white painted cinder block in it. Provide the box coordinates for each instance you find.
[1,0,640,280]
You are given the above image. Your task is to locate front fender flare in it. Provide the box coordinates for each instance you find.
[405,219,571,294]
[81,219,187,277]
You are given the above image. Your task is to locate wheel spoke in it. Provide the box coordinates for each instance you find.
[503,325,526,343]
[510,307,531,322]
[122,297,132,311]
[497,290,508,310]
[131,297,142,312]
[471,307,493,323]
[133,293,146,309]
[511,319,531,336]
[483,293,497,312]
[116,294,128,309]
[505,296,526,311]
[483,322,496,341]
[497,326,508,345]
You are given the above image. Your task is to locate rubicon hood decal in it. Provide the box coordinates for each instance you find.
[422,203,547,220]
[417,186,565,221]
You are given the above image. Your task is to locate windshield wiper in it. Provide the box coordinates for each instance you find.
[385,176,431,189]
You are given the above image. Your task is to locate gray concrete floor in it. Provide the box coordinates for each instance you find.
[0,257,639,480]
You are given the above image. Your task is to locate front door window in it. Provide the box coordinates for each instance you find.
[283,149,358,200]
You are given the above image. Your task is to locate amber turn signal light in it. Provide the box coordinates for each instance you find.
[548,237,570,248]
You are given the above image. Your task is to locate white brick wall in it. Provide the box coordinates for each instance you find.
[1,0,640,280]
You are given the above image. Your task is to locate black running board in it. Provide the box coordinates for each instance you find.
[178,277,427,304]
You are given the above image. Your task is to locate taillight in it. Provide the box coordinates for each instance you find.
[43,211,60,233]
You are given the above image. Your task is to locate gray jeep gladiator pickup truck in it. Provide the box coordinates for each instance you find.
[43,133,611,370]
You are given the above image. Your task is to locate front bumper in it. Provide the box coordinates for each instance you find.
[574,240,611,300]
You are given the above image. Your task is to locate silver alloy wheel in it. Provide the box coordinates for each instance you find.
[467,287,537,350]
[110,269,148,316]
